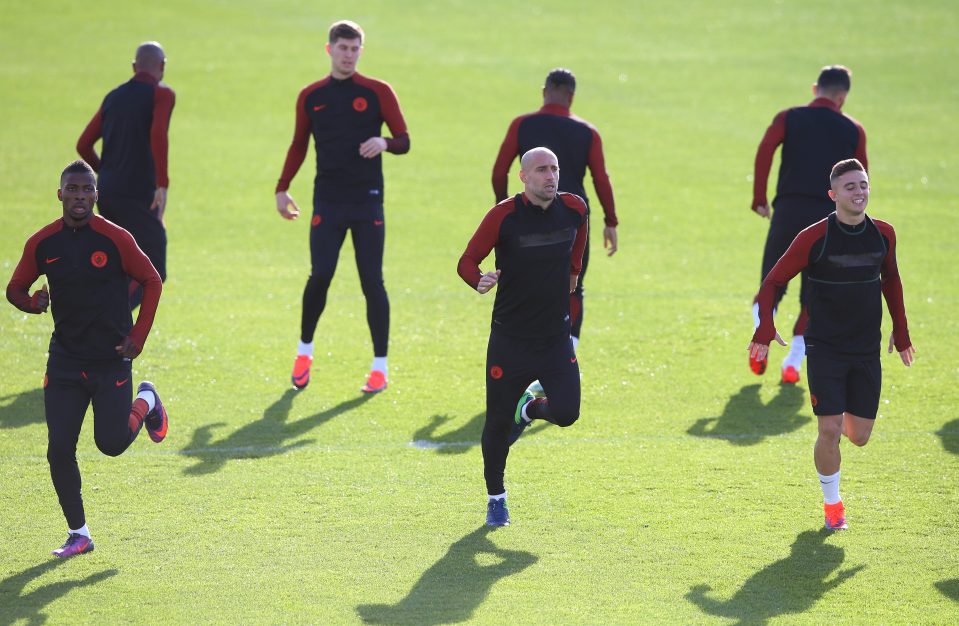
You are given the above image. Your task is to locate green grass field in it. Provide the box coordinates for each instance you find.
[2,0,958,623]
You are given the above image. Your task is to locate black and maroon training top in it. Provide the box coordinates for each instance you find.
[752,213,910,359]
[458,192,588,339]
[752,97,867,211]
[77,72,176,200]
[6,215,162,367]
[276,72,409,204]
[491,104,618,228]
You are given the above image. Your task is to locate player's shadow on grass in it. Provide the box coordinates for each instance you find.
[0,388,44,429]
[686,528,863,625]
[936,418,959,456]
[936,578,959,602]
[410,412,549,454]
[180,389,372,475]
[0,559,118,626]
[356,525,537,625]
[687,383,809,446]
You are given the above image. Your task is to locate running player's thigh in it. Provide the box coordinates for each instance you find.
[486,334,537,429]
[538,338,581,411]
[44,369,90,449]
[845,359,881,421]
[806,356,849,417]
[90,363,133,431]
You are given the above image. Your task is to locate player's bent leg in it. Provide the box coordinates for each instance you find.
[842,413,875,447]
[814,414,843,475]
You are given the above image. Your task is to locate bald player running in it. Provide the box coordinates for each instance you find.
[459,147,588,527]
[77,41,176,307]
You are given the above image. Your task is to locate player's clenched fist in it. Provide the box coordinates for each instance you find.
[31,284,49,313]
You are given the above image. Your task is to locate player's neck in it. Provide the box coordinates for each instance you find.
[836,209,866,227]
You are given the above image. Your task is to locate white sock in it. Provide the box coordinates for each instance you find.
[371,356,387,375]
[297,341,313,357]
[136,389,156,412]
[818,470,841,505]
[69,524,91,538]
[570,335,579,351]
[488,492,506,501]
[783,335,806,370]
[520,400,533,423]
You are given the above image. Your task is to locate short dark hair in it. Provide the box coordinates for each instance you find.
[817,65,852,93]
[60,159,96,184]
[329,20,364,44]
[545,68,576,94]
[830,158,866,183]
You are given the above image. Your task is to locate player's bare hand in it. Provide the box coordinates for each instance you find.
[115,336,142,359]
[276,191,300,220]
[603,226,618,256]
[359,137,387,159]
[748,332,785,362]
[753,203,771,218]
[31,284,49,313]
[476,270,501,294]
[889,333,916,366]
[151,187,168,223]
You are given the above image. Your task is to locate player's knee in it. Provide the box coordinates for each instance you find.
[359,277,386,298]
[46,442,76,465]
[817,418,842,442]
[552,408,580,428]
[846,431,871,447]
[94,434,128,457]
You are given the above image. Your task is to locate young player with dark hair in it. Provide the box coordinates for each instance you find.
[77,41,175,307]
[6,160,170,557]
[491,68,618,356]
[748,158,914,530]
[275,19,410,394]
[750,65,867,383]
[459,147,588,526]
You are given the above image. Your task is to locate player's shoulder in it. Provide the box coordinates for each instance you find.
[156,82,176,97]
[798,216,830,240]
[300,77,333,96]
[89,214,135,243]
[26,219,64,247]
[558,192,588,214]
[871,217,896,238]
[492,196,519,214]
[841,111,865,130]
[352,72,396,93]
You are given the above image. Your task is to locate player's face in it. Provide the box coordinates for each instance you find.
[520,153,560,206]
[829,169,869,220]
[327,37,362,79]
[58,171,97,227]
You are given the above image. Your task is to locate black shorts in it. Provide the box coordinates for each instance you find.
[806,355,881,419]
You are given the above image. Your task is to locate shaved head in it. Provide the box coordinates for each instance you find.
[134,41,166,75]
[520,147,558,172]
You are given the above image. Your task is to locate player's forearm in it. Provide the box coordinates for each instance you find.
[385,133,410,155]
[457,255,482,289]
[881,278,911,350]
[6,283,38,313]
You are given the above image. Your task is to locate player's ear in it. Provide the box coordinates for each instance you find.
[325,42,331,56]
[57,188,63,201]
[827,188,836,201]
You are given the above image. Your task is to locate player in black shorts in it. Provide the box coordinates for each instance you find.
[6,160,170,558]
[749,159,915,530]
[458,147,588,526]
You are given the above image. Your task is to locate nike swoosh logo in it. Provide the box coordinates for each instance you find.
[313,104,327,111]
[46,257,61,264]
[374,220,384,226]
[116,378,129,387]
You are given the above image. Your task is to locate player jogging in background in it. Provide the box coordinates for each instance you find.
[492,68,618,358]
[6,160,170,558]
[275,19,410,394]
[750,65,867,384]
[77,41,175,308]
[748,158,914,531]
[459,147,587,527]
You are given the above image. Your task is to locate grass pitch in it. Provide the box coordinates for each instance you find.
[1,0,958,623]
